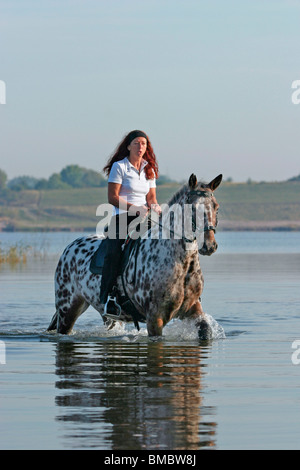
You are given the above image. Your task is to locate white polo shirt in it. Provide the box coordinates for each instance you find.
[108,157,156,215]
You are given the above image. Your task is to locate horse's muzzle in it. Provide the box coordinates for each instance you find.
[199,240,218,256]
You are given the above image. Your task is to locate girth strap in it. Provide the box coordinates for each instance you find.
[121,238,145,331]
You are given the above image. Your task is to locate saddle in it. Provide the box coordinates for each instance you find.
[89,236,145,329]
[89,236,138,276]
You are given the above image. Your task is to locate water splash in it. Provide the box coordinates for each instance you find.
[164,315,225,342]
[47,315,225,343]
[1,315,225,343]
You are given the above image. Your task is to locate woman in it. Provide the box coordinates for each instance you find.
[100,130,161,315]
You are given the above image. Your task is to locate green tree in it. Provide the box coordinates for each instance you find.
[288,174,300,182]
[82,169,107,187]
[47,173,71,189]
[0,169,7,190]
[35,178,49,190]
[60,165,83,187]
[60,165,106,188]
[7,176,40,190]
[156,174,176,185]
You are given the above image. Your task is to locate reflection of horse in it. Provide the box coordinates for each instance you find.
[54,341,217,449]
[47,174,222,338]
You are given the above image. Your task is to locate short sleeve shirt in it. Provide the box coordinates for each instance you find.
[108,157,156,215]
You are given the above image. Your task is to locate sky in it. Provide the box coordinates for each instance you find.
[0,0,300,183]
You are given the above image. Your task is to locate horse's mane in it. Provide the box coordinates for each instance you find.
[166,184,188,206]
[166,179,207,206]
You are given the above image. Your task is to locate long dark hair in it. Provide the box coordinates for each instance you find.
[103,130,159,180]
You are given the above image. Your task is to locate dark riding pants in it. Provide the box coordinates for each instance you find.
[99,214,137,303]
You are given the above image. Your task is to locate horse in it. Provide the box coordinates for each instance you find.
[47,173,222,339]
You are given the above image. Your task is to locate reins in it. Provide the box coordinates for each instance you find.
[148,189,217,243]
[149,218,214,244]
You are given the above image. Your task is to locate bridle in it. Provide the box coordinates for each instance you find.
[187,189,218,234]
[150,189,218,244]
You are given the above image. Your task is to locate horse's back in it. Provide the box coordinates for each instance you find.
[52,235,104,330]
[55,234,103,280]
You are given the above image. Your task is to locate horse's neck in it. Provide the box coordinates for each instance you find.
[147,190,196,245]
[167,184,188,207]
[141,184,200,257]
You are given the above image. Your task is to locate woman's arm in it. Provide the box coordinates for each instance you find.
[108,183,149,217]
[146,188,161,214]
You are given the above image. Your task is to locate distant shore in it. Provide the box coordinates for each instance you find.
[1,181,300,233]
[218,220,300,231]
[1,220,300,232]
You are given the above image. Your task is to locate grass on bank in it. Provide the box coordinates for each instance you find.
[0,242,31,264]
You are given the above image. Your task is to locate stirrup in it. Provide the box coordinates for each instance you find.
[103,295,123,321]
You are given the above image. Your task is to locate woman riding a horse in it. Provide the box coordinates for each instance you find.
[47,130,222,339]
[100,130,162,316]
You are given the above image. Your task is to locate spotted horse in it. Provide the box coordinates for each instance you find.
[47,173,222,339]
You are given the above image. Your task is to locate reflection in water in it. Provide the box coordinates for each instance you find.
[54,341,217,450]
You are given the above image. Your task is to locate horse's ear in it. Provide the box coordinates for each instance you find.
[208,174,222,191]
[188,174,197,189]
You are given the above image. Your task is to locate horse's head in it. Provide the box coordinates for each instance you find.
[187,173,222,256]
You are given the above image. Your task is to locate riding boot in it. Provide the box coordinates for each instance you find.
[99,238,123,303]
[100,214,137,319]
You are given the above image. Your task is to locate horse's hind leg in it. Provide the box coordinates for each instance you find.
[48,296,89,334]
[47,311,58,331]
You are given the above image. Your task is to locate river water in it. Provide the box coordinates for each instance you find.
[0,231,300,450]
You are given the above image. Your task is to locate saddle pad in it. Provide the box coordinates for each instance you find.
[89,238,108,274]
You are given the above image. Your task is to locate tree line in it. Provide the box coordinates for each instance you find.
[0,165,107,191]
[0,165,176,192]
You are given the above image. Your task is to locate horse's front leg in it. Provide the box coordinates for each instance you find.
[187,300,213,340]
[147,316,164,337]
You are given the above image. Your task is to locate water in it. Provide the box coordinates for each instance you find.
[0,231,300,450]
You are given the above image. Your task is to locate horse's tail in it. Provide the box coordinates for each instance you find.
[47,311,58,331]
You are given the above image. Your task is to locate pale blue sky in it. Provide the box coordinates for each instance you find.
[1,0,300,182]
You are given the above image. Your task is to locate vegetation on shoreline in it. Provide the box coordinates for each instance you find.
[0,242,31,264]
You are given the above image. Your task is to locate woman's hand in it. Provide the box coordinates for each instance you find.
[130,204,149,218]
[146,188,161,215]
[149,203,162,215]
